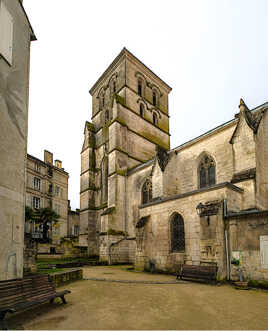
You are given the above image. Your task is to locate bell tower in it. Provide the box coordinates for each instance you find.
[80,48,172,261]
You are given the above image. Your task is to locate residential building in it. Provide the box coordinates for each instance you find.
[26,150,69,253]
[0,0,36,280]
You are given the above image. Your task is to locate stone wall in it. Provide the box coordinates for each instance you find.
[0,0,35,280]
[228,216,268,281]
[137,185,244,278]
[49,269,83,288]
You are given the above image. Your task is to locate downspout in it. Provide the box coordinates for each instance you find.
[223,199,230,280]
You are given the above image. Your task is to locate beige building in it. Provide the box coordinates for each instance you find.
[81,48,268,282]
[0,0,36,280]
[26,151,69,253]
[67,201,80,238]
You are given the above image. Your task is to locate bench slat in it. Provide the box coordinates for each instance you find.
[177,264,218,284]
[0,275,71,321]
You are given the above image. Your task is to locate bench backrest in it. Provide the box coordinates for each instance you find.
[182,265,217,274]
[0,274,56,309]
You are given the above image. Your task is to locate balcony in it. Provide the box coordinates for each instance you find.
[31,232,43,239]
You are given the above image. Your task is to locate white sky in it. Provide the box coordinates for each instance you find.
[23,0,268,210]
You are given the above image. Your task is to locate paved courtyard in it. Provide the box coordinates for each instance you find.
[7,266,268,330]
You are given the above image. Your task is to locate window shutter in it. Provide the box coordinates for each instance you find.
[0,3,13,65]
[260,236,268,269]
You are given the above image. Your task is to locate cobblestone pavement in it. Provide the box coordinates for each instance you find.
[7,265,268,330]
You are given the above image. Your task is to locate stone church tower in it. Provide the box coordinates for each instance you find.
[80,48,171,261]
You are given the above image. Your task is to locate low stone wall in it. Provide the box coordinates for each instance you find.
[49,268,83,287]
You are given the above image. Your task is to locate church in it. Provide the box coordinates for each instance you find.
[80,48,268,282]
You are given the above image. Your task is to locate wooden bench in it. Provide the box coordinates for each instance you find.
[0,274,71,329]
[176,264,218,284]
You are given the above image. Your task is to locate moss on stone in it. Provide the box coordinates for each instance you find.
[140,130,170,150]
[107,228,128,236]
[159,104,168,115]
[86,121,96,133]
[248,279,268,290]
[158,121,169,133]
[110,117,128,128]
[115,169,127,176]
[114,94,126,106]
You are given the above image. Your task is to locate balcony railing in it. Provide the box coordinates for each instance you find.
[31,232,43,239]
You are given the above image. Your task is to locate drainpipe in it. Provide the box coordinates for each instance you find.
[223,199,230,280]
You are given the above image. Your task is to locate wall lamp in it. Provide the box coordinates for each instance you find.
[196,202,205,216]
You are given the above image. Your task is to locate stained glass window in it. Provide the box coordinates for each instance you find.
[199,155,216,188]
[171,214,185,252]
[142,179,152,204]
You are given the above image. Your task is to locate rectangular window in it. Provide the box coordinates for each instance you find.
[55,204,60,215]
[55,186,60,197]
[32,196,40,209]
[33,177,41,190]
[260,236,268,269]
[74,225,79,236]
[0,2,13,65]
[35,163,41,172]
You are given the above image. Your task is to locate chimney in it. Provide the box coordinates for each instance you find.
[55,160,62,169]
[44,150,53,165]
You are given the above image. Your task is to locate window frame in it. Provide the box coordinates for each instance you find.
[153,113,158,126]
[170,213,185,253]
[32,196,41,209]
[138,79,143,97]
[33,177,41,190]
[55,185,60,197]
[198,154,216,189]
[141,179,152,204]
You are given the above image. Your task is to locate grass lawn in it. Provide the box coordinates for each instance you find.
[38,268,66,274]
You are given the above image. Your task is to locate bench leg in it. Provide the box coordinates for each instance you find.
[60,296,67,304]
[0,319,8,330]
[0,313,8,331]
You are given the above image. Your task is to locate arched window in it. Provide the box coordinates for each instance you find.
[171,213,185,252]
[199,154,216,189]
[105,110,109,123]
[152,91,157,106]
[113,81,116,93]
[153,113,158,126]
[101,157,108,203]
[140,104,144,118]
[141,179,152,204]
[138,79,143,96]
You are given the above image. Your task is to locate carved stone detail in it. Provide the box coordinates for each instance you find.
[156,145,169,172]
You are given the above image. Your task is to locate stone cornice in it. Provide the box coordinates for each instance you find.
[89,49,126,95]
[139,182,244,209]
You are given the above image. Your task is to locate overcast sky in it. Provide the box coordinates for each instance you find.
[23,0,268,210]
